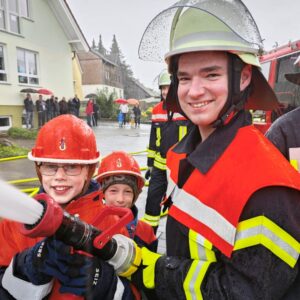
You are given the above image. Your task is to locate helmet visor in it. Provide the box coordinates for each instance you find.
[139,0,263,62]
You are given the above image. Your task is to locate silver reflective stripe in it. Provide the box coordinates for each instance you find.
[113,276,125,300]
[236,225,299,261]
[152,114,168,121]
[172,185,236,245]
[194,236,207,261]
[2,258,53,300]
[166,172,176,199]
[173,112,186,120]
[187,261,203,300]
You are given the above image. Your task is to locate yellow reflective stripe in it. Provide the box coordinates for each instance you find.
[142,214,160,226]
[234,216,300,268]
[154,154,166,164]
[147,148,155,159]
[144,214,160,221]
[290,159,298,171]
[154,153,166,170]
[142,247,161,289]
[189,230,216,262]
[156,128,161,147]
[179,125,188,141]
[153,160,167,170]
[119,243,142,277]
[183,260,212,300]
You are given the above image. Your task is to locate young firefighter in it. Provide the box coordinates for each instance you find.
[266,72,300,171]
[143,69,192,233]
[96,151,158,252]
[130,1,300,298]
[0,115,134,300]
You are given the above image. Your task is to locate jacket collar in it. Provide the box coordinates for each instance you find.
[173,110,252,174]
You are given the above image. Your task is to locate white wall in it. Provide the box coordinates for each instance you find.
[0,0,75,107]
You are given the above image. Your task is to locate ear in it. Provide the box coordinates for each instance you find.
[240,64,252,91]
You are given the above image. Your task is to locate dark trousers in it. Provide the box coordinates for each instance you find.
[37,111,46,128]
[135,117,140,127]
[122,113,127,126]
[93,113,98,126]
[145,167,168,217]
[47,111,54,122]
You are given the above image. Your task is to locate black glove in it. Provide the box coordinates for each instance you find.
[15,237,73,285]
[145,167,153,180]
[59,255,119,299]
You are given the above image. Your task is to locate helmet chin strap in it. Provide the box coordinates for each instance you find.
[212,54,249,128]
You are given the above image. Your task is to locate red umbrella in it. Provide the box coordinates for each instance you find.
[114,98,128,104]
[37,88,53,95]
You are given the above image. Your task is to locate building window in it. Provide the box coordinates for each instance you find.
[8,0,19,33]
[0,116,12,130]
[17,48,39,85]
[19,0,29,18]
[0,0,5,30]
[0,45,7,82]
[0,0,30,34]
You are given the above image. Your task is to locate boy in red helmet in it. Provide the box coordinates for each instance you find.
[0,115,134,300]
[96,151,158,252]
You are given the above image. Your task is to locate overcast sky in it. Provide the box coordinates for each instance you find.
[67,0,300,90]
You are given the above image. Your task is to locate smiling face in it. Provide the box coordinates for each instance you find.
[177,51,229,139]
[41,164,89,205]
[104,184,134,208]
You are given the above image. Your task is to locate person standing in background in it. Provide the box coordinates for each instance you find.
[93,99,100,126]
[143,69,192,233]
[72,94,81,117]
[266,72,300,171]
[59,97,68,115]
[85,99,94,127]
[35,94,46,128]
[54,97,60,117]
[120,103,129,127]
[23,93,34,129]
[46,95,55,121]
[133,103,141,128]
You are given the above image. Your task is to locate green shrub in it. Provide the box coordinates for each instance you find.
[8,127,38,139]
[0,145,29,158]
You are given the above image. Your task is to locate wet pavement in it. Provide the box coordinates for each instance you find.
[0,121,167,253]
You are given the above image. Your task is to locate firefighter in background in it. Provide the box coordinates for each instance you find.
[266,72,300,171]
[0,115,134,300]
[131,1,300,298]
[143,69,192,233]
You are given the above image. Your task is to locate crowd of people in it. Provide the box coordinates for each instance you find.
[4,0,300,299]
[23,93,81,129]
[118,103,141,128]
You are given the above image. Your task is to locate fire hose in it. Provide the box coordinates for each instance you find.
[18,193,142,277]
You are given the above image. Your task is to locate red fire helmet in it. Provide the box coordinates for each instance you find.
[28,115,100,164]
[96,151,144,191]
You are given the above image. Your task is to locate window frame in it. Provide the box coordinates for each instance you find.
[0,0,31,34]
[0,44,8,82]
[17,47,39,85]
[0,115,12,130]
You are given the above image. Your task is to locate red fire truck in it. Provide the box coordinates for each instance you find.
[252,40,300,133]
